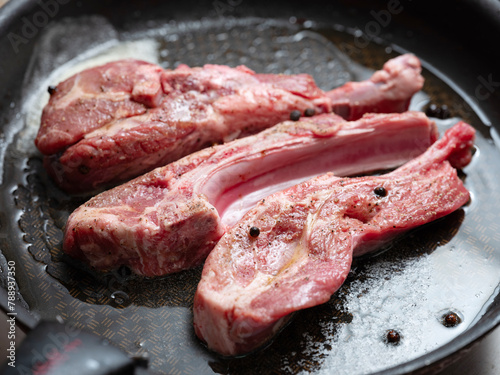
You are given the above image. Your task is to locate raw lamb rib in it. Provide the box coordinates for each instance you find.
[36,54,423,193]
[193,121,475,356]
[62,111,437,277]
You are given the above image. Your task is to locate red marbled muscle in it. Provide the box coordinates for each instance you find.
[36,59,163,155]
[37,55,423,193]
[327,54,424,120]
[62,111,437,277]
[192,121,475,356]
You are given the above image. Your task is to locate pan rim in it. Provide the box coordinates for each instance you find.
[0,1,499,374]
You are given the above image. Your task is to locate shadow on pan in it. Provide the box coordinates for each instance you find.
[0,1,499,374]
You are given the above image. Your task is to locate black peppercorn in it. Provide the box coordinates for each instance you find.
[442,312,461,327]
[374,186,387,197]
[440,105,451,119]
[48,85,58,95]
[78,165,90,174]
[386,330,401,345]
[249,226,260,237]
[304,108,316,117]
[426,103,451,119]
[290,110,301,121]
[426,103,438,117]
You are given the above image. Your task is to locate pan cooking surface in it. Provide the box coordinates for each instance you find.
[1,14,500,375]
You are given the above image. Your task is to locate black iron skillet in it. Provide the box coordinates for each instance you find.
[1,1,499,374]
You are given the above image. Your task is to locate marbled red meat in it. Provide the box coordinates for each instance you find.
[36,59,163,155]
[36,54,423,193]
[62,111,437,276]
[327,53,424,120]
[192,121,475,356]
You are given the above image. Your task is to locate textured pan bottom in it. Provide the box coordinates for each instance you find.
[1,14,500,375]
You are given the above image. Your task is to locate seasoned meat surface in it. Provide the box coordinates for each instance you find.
[37,54,423,193]
[36,59,164,155]
[193,121,475,356]
[62,112,437,276]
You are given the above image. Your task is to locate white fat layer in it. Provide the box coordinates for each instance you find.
[215,117,431,227]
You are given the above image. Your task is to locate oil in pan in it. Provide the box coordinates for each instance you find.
[2,13,500,375]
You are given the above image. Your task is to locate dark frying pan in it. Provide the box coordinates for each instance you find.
[1,1,499,374]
